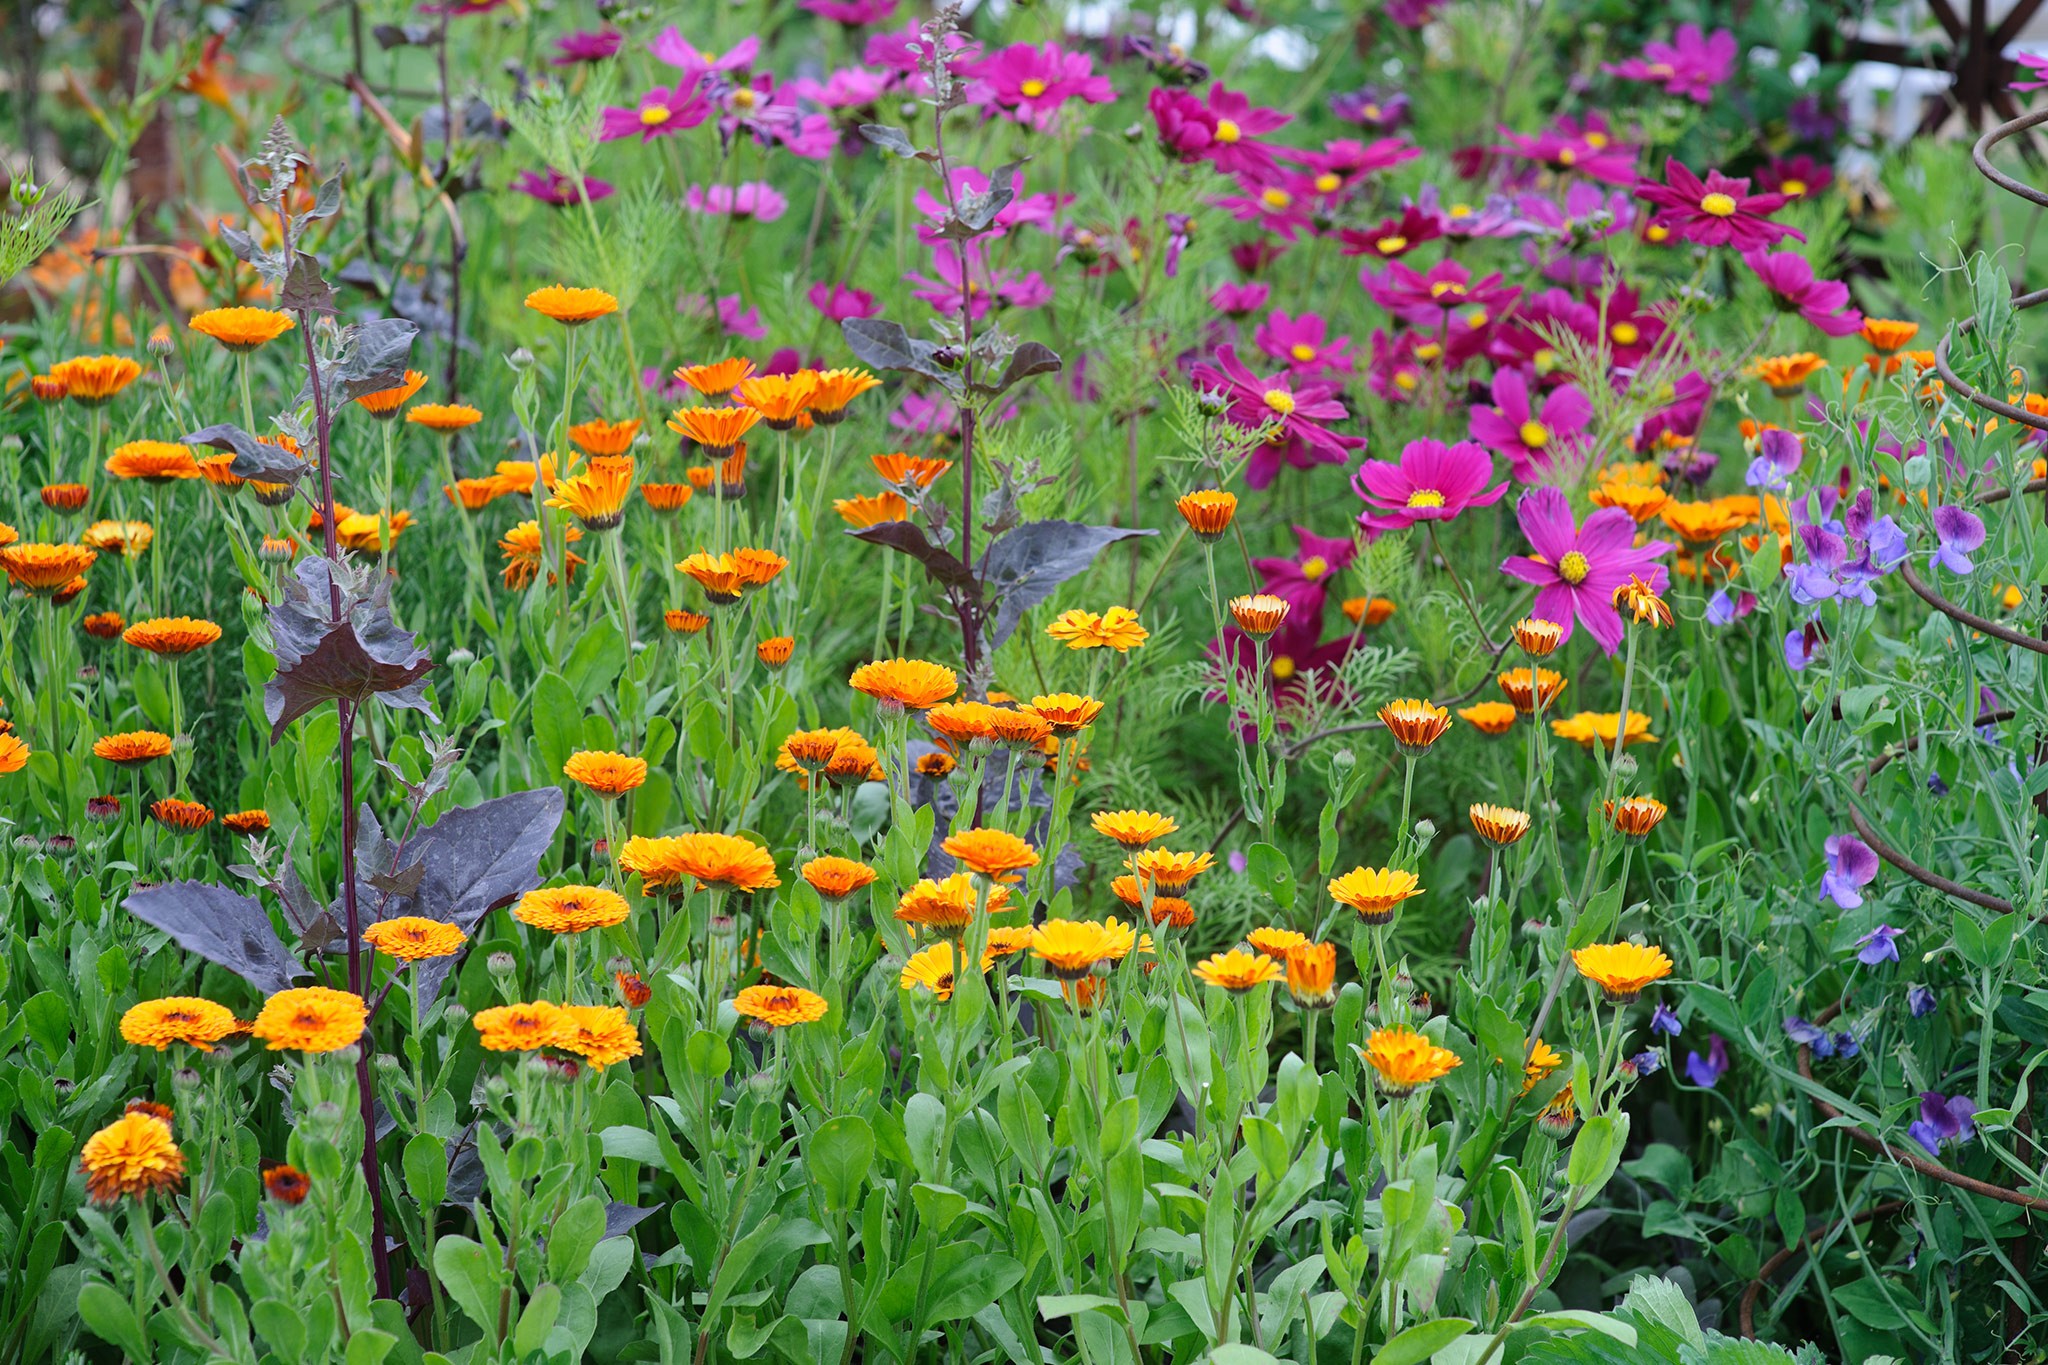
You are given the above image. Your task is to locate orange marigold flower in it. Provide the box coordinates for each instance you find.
[568,417,642,456]
[1092,809,1177,848]
[362,916,467,960]
[188,306,295,351]
[926,701,1003,746]
[220,809,270,835]
[1131,848,1213,894]
[50,355,142,405]
[120,996,239,1051]
[1571,942,1674,1003]
[78,1112,184,1203]
[665,608,710,634]
[872,451,954,487]
[94,730,173,768]
[1749,352,1827,397]
[515,885,631,933]
[251,986,368,1052]
[618,831,780,895]
[1193,948,1282,992]
[942,827,1040,879]
[807,368,881,423]
[1511,618,1564,656]
[1551,709,1657,748]
[1148,895,1196,928]
[1458,701,1517,734]
[1588,482,1671,524]
[915,751,957,779]
[1247,926,1309,958]
[1328,866,1421,925]
[900,942,963,1000]
[1357,1026,1460,1095]
[1048,605,1149,651]
[1341,596,1397,627]
[500,520,585,590]
[0,734,28,774]
[1379,698,1450,754]
[834,491,909,527]
[676,550,747,605]
[895,873,1010,930]
[1470,803,1532,846]
[1285,942,1337,1008]
[445,477,505,510]
[30,373,67,402]
[732,546,789,588]
[546,456,635,531]
[1176,489,1238,541]
[1860,318,1919,355]
[673,358,756,397]
[557,1005,642,1067]
[407,403,484,433]
[736,371,819,430]
[986,707,1053,748]
[756,636,795,669]
[106,440,198,482]
[733,984,828,1027]
[564,750,647,797]
[196,454,244,488]
[124,617,222,655]
[82,611,126,640]
[1659,499,1751,544]
[1613,575,1674,628]
[335,510,411,555]
[264,1165,312,1204]
[1605,795,1668,841]
[616,970,653,1007]
[850,657,957,711]
[1497,667,1567,714]
[802,855,878,902]
[40,483,89,513]
[81,521,151,557]
[666,405,760,455]
[1028,692,1103,736]
[1030,919,1120,979]
[524,284,619,325]
[355,369,429,418]
[641,482,695,512]
[1226,595,1289,638]
[473,1001,571,1051]
[151,797,215,833]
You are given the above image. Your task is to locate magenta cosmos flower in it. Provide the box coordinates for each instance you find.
[1742,248,1863,337]
[1353,439,1508,533]
[685,182,789,222]
[1496,113,1638,186]
[956,42,1114,128]
[807,282,881,320]
[1254,310,1355,378]
[1635,159,1803,249]
[1501,487,1672,653]
[511,169,615,207]
[551,29,622,64]
[600,82,711,142]
[1603,24,1736,104]
[1188,345,1362,463]
[801,0,897,24]
[650,30,759,76]
[1470,369,1593,482]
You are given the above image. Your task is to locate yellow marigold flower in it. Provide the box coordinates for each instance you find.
[1749,352,1827,397]
[1028,693,1103,736]
[1328,866,1422,926]
[1458,701,1518,735]
[78,1112,184,1203]
[1605,795,1668,841]
[807,368,881,423]
[150,797,215,832]
[1512,618,1564,657]
[673,358,755,397]
[1247,926,1309,958]
[1048,606,1150,651]
[1176,489,1238,541]
[525,284,619,325]
[1658,499,1750,544]
[1091,809,1177,849]
[406,404,483,435]
[1588,482,1671,524]
[895,873,1010,929]
[1612,575,1673,628]
[123,617,222,655]
[1379,698,1450,754]
[1572,942,1674,1003]
[1147,895,1195,928]
[83,610,126,639]
[872,451,954,487]
[196,454,244,488]
[188,306,295,351]
[835,491,909,527]
[926,701,1003,746]
[473,1001,571,1051]
[1550,710,1658,749]
[1031,919,1121,979]
[362,916,467,960]
[557,1005,642,1067]
[1285,942,1337,1008]
[985,926,1034,962]
[1192,948,1282,992]
[0,735,27,775]
[666,404,760,454]
[850,657,958,712]
[1226,594,1289,638]
[1497,667,1567,714]
[986,707,1053,748]
[494,461,540,494]
[105,440,198,482]
[81,520,153,557]
[732,546,789,588]
[94,730,173,768]
[546,456,635,531]
[824,734,884,786]
[445,477,505,510]
[30,373,67,402]
[618,832,779,895]
[1469,803,1531,847]
[355,369,429,418]
[942,828,1039,879]
[779,727,856,774]
[1596,460,1668,487]
[1132,848,1214,894]
[1341,596,1397,627]
[901,942,962,1000]
[676,551,747,605]
[120,996,240,1050]
[222,809,271,835]
[1860,318,1919,355]
[516,885,631,933]
[1357,1026,1461,1095]
[1521,1038,1565,1092]
[335,510,412,554]
[665,608,710,635]
[568,417,642,456]
[501,520,586,590]
[564,750,647,797]
[250,986,368,1052]
[802,856,877,902]
[642,482,695,513]
[733,985,828,1027]
[50,354,142,406]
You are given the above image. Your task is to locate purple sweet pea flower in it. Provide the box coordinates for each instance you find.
[1832,1031,1861,1059]
[1650,1002,1682,1036]
[1745,427,1803,491]
[1784,1016,1834,1057]
[1628,1050,1664,1076]
[1704,588,1756,626]
[1855,923,1904,966]
[1821,834,1880,909]
[1684,1034,1729,1088]
[1908,984,1938,1018]
[1908,1091,1976,1156]
[1783,621,1820,671]
[1931,505,1986,575]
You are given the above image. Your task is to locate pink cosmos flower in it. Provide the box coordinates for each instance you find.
[861,22,974,90]
[1634,159,1802,250]
[1337,204,1442,259]
[1491,287,1597,371]
[650,30,759,76]
[801,0,897,24]
[2016,53,2048,91]
[1500,486,1673,654]
[807,282,881,321]
[600,82,711,143]
[551,29,622,64]
[1188,345,1362,487]
[1362,259,1521,326]
[1210,613,1358,733]
[1756,154,1834,200]
[1496,113,1638,186]
[1254,310,1355,377]
[1353,439,1507,533]
[1470,368,1593,482]
[1743,248,1863,337]
[1603,24,1736,103]
[1211,282,1270,317]
[1367,330,1426,404]
[1287,136,1421,185]
[1254,526,1358,622]
[907,243,1051,318]
[685,182,789,222]
[1200,85,1294,176]
[1215,174,1320,240]
[956,42,1114,128]
[914,166,1067,242]
[1587,284,1666,369]
[1634,371,1711,453]
[788,67,891,110]
[680,294,767,340]
[511,169,615,207]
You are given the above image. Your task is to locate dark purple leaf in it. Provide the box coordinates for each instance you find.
[123,881,309,996]
[184,423,310,484]
[280,254,336,315]
[967,342,1062,398]
[840,318,962,392]
[334,317,421,401]
[849,521,979,595]
[605,1202,663,1239]
[266,558,436,741]
[372,21,435,47]
[978,520,1157,649]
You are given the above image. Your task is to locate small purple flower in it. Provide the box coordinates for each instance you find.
[1821,834,1879,909]
[1163,213,1193,278]
[1783,621,1821,672]
[1628,1050,1664,1077]
[1684,1035,1729,1088]
[1210,281,1270,317]
[1705,588,1756,626]
[1650,1002,1682,1036]
[1931,505,1986,575]
[1832,1031,1861,1059]
[1855,923,1903,967]
[511,169,614,207]
[1908,1091,1976,1156]
[1227,849,1249,874]
[1908,984,1938,1018]
[1784,1016,1833,1056]
[1329,86,1409,129]
[1745,427,1803,491]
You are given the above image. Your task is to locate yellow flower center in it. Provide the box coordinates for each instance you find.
[1557,147,1577,166]
[1289,343,1317,363]
[1362,103,1381,119]
[1611,321,1640,346]
[731,88,757,110]
[1449,203,1472,218]
[1429,280,1465,300]
[1557,550,1591,585]
[1780,179,1807,197]
[1647,223,1669,242]
[1533,347,1558,372]
[1019,79,1047,97]
[1406,489,1446,509]
[1377,235,1408,254]
[700,48,719,61]
[1645,63,1673,77]
[1260,188,1292,210]
[1415,342,1443,362]
[1215,118,1241,143]
[1395,372,1419,392]
[1314,173,1341,193]
[1586,132,1609,148]
[1271,655,1296,679]
[1263,389,1297,416]
[1301,555,1327,581]
[640,105,672,126]
[1519,421,1549,449]
[1465,308,1488,329]
[1699,192,1738,217]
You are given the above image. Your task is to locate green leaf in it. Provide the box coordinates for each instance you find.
[924,1252,1024,1321]
[686,1028,732,1079]
[600,1126,668,1170]
[809,1115,875,1212]
[403,1133,447,1208]
[433,1235,503,1334]
[1244,842,1296,910]
[345,1328,398,1365]
[252,1296,307,1358]
[1566,1113,1628,1194]
[1036,1294,1126,1322]
[548,1197,608,1283]
[1241,1115,1290,1183]
[1519,1309,1637,1345]
[1372,1317,1476,1365]
[77,1281,150,1361]
[530,671,582,782]
[515,1283,562,1357]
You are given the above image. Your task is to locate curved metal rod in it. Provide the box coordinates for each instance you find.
[1847,709,2019,914]
[1737,1200,1910,1340]
[1898,560,2048,655]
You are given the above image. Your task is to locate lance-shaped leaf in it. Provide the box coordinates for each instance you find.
[124,881,309,996]
[848,521,979,595]
[978,521,1158,649]
[184,423,311,484]
[266,557,436,740]
[840,318,962,392]
[966,341,1062,398]
[858,124,936,161]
